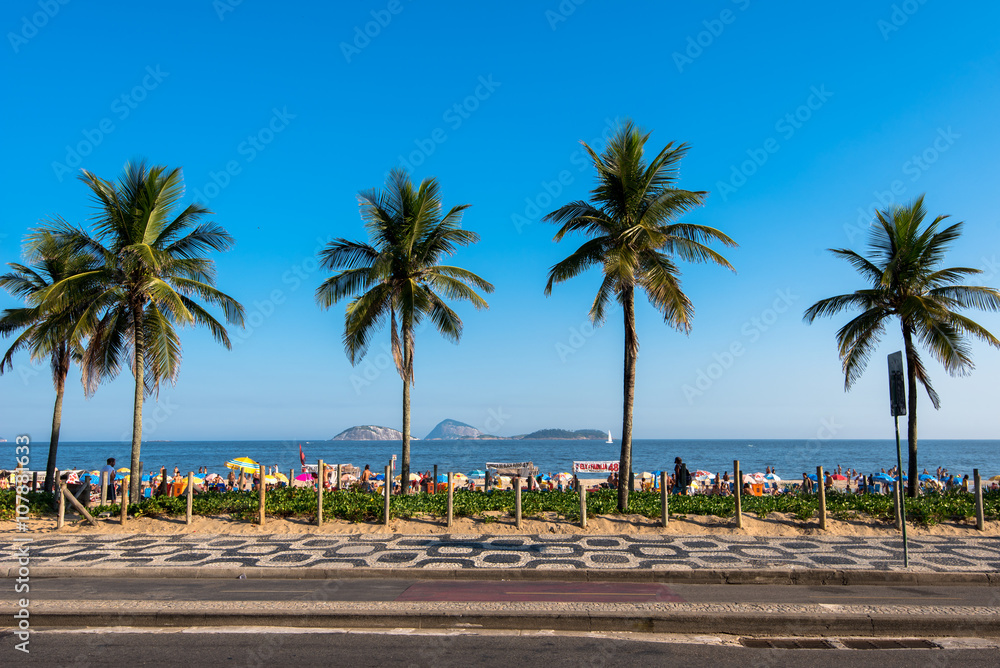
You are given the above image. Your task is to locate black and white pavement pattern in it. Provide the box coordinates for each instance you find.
[4,533,1000,571]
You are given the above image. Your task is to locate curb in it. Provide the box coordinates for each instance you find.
[14,608,1000,637]
[8,566,998,586]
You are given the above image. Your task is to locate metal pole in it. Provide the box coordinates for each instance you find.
[734,460,742,529]
[660,471,668,527]
[974,468,984,532]
[384,465,391,528]
[447,472,454,528]
[515,477,522,529]
[893,415,909,567]
[187,472,194,525]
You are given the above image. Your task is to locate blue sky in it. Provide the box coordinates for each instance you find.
[1,0,999,442]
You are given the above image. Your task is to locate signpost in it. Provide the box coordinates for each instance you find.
[888,351,909,567]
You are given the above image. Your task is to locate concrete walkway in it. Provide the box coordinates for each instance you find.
[4,533,1000,573]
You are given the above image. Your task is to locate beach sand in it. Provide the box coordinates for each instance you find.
[4,510,996,537]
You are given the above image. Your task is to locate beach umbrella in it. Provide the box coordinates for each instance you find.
[990,475,1000,482]
[806,473,818,482]
[693,470,712,479]
[225,457,260,473]
[640,471,654,479]
[294,472,316,481]
[751,472,767,482]
[453,472,468,482]
[374,473,385,481]
[468,470,486,478]
[873,473,894,482]
[553,472,574,484]
[765,473,782,482]
[437,474,448,483]
[831,474,847,481]
[919,473,935,481]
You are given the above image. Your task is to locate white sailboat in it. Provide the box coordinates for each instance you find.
[606,430,613,444]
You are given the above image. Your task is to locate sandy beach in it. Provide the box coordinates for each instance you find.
[5,510,996,538]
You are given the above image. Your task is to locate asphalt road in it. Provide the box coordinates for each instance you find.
[6,577,999,606]
[5,630,999,667]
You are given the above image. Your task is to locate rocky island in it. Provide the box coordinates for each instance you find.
[330,425,406,441]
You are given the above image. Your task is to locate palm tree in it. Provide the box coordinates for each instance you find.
[42,161,246,500]
[544,119,737,511]
[1,230,98,492]
[804,195,1000,496]
[316,168,493,493]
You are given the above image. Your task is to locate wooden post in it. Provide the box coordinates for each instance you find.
[629,470,635,493]
[57,481,66,528]
[160,467,168,497]
[317,460,324,527]
[515,477,522,530]
[60,482,98,526]
[433,465,438,495]
[661,471,668,527]
[734,460,743,529]
[974,468,984,531]
[336,464,342,491]
[100,472,108,506]
[258,463,266,526]
[119,482,129,525]
[817,465,827,531]
[580,485,588,529]
[447,472,454,528]
[383,465,391,528]
[186,472,194,525]
[32,471,38,492]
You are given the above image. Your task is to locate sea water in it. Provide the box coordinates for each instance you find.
[14,438,1000,479]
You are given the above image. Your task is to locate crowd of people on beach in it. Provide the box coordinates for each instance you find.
[7,457,998,501]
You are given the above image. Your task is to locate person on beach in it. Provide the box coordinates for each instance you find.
[360,465,375,492]
[101,458,117,503]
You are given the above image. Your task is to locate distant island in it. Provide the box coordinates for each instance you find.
[331,425,409,441]
[331,420,607,441]
[518,428,607,440]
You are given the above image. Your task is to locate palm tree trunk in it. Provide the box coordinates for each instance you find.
[129,303,145,502]
[43,345,69,494]
[902,324,918,498]
[401,320,411,495]
[619,287,638,512]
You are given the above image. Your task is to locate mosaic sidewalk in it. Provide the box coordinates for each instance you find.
[4,534,1000,572]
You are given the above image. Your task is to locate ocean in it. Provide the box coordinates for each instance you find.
[11,438,999,479]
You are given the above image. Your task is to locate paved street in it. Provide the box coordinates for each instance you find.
[9,629,1000,667]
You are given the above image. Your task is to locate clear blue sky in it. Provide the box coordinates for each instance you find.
[2,0,999,442]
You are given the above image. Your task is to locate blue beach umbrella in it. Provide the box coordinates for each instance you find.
[374,473,385,481]
[469,470,486,478]
[807,473,818,482]
[873,473,894,482]
[437,474,448,483]
[919,474,935,481]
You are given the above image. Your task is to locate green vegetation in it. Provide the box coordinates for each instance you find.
[805,196,1000,496]
[543,120,737,511]
[520,428,605,439]
[316,168,494,492]
[6,488,997,528]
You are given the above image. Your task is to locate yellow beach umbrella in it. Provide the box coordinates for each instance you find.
[225,457,260,473]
